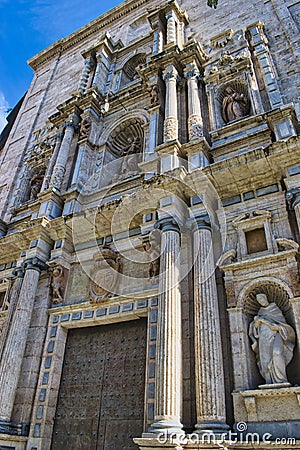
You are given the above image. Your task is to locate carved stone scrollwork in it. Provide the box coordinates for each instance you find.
[79,117,92,140]
[50,165,66,190]
[89,248,122,303]
[149,84,160,106]
[188,115,204,139]
[163,117,178,141]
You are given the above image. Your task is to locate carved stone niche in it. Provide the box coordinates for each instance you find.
[231,283,300,440]
[101,118,144,186]
[89,247,122,303]
[49,263,68,305]
[216,79,251,125]
[232,210,277,259]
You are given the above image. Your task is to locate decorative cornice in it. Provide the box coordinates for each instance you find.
[28,0,165,71]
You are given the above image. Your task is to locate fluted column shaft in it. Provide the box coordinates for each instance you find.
[0,267,24,363]
[163,65,179,142]
[184,62,204,140]
[151,219,183,435]
[49,113,79,191]
[0,258,47,421]
[193,219,228,434]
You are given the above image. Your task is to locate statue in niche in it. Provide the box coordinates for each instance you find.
[249,293,296,386]
[149,84,160,106]
[79,117,92,139]
[49,265,66,305]
[143,240,160,279]
[29,171,44,200]
[222,86,249,123]
[113,137,142,182]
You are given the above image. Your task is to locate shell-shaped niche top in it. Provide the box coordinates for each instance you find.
[121,53,146,86]
[107,118,144,157]
[243,281,291,318]
[216,79,251,124]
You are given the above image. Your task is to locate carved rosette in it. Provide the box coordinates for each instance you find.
[89,248,122,303]
[163,117,178,141]
[188,115,204,139]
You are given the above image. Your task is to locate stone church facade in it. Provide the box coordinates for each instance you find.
[0,0,300,448]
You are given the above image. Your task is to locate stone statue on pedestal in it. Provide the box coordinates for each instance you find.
[249,293,295,386]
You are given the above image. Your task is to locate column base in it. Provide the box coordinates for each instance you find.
[0,420,29,437]
[194,421,230,437]
[150,418,184,436]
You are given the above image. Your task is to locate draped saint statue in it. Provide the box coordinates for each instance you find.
[249,293,295,386]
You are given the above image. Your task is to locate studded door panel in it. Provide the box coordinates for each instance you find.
[51,319,147,450]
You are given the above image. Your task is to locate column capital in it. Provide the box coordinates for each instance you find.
[192,215,211,232]
[163,65,179,82]
[24,257,48,273]
[184,61,201,80]
[155,218,180,233]
[64,111,80,130]
[12,266,25,279]
[286,189,300,209]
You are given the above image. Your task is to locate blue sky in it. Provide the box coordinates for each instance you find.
[0,0,121,131]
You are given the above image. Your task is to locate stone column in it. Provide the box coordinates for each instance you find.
[78,56,95,93]
[42,131,63,191]
[49,112,79,191]
[0,266,25,363]
[0,257,47,422]
[193,218,229,435]
[163,65,179,142]
[151,218,183,435]
[184,61,204,140]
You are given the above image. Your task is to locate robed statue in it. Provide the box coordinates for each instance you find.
[249,293,295,386]
[222,86,249,123]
